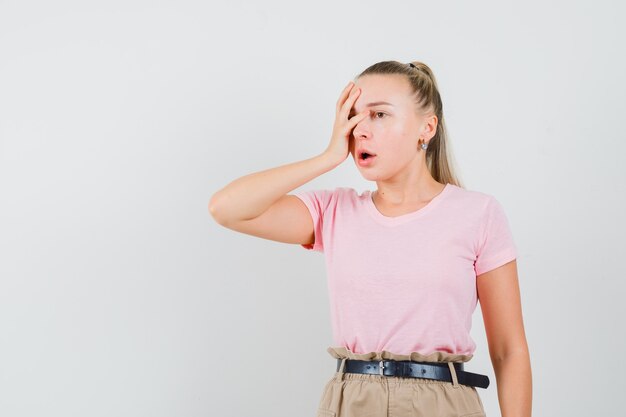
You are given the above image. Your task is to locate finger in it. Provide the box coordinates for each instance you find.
[348,109,369,128]
[343,113,367,140]
[340,87,361,120]
[335,81,356,112]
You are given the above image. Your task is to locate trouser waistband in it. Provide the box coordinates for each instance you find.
[335,358,490,389]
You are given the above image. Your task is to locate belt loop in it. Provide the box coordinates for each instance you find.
[335,358,347,382]
[448,362,460,388]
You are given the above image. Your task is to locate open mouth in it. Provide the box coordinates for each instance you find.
[359,152,376,160]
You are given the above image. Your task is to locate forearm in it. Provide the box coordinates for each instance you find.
[209,152,338,223]
[492,349,532,417]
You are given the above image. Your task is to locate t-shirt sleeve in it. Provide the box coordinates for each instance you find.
[474,196,518,276]
[292,189,332,253]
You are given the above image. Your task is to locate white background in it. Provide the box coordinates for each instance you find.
[1,0,624,416]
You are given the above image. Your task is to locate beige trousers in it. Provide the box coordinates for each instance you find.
[316,347,487,417]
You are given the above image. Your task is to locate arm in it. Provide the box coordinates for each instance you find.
[209,153,338,224]
[208,81,369,245]
[477,259,533,417]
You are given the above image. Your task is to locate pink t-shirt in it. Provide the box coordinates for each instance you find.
[293,183,518,356]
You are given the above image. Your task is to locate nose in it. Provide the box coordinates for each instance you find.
[352,116,371,139]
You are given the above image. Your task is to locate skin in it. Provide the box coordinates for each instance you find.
[347,74,446,214]
[477,260,533,417]
[348,74,533,416]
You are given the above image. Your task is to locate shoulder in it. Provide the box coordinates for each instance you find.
[298,186,365,198]
[445,183,496,212]
[444,184,515,230]
[335,186,364,198]
[294,186,357,199]
[293,186,365,210]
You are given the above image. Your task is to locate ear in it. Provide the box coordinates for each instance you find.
[425,114,438,140]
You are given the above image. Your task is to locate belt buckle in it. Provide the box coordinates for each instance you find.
[378,360,385,376]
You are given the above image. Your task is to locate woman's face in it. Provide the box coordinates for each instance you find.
[349,74,425,179]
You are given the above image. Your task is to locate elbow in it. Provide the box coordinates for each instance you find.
[208,202,221,224]
[208,193,229,226]
[490,342,530,365]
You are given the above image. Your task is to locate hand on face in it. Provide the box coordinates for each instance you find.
[322,81,369,166]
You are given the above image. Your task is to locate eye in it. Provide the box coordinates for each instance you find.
[374,111,386,119]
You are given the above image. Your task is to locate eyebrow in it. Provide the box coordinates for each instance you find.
[365,101,394,107]
[350,101,394,115]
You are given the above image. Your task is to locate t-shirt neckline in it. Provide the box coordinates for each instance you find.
[365,183,452,226]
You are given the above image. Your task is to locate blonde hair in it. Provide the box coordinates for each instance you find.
[355,60,464,188]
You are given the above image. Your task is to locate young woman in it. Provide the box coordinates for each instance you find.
[209,60,532,417]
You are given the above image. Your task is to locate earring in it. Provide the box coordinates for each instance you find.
[420,138,428,150]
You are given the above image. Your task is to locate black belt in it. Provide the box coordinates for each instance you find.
[336,358,490,389]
